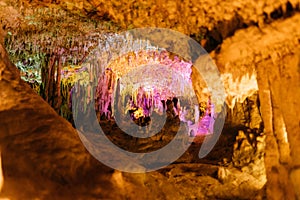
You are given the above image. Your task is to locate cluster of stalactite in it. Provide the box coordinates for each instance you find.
[95,68,116,120]
[2,5,117,115]
[62,39,218,135]
[94,50,194,119]
[93,65,213,136]
[40,35,101,112]
[4,7,213,133]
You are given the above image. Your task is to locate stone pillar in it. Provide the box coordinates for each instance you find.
[279,53,300,199]
[256,51,300,199]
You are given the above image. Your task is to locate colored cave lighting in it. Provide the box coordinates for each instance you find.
[94,50,215,136]
[62,47,215,136]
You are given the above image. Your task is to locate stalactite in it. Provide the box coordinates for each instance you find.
[45,54,56,102]
[56,54,62,112]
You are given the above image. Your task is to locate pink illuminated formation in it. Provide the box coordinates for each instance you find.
[93,50,214,136]
[64,48,214,136]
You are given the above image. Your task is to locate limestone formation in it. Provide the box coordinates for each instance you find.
[0,0,299,199]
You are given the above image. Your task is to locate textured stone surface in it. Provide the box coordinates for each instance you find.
[290,168,300,198]
[3,0,296,53]
[0,38,120,199]
[25,0,300,35]
[213,13,300,200]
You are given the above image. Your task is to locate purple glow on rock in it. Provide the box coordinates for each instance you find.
[65,49,214,136]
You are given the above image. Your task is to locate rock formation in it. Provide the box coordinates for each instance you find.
[0,0,299,199]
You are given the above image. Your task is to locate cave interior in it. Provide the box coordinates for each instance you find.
[0,0,299,199]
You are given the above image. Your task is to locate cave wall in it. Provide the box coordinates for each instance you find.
[24,0,300,44]
[213,13,300,199]
[0,36,118,198]
[257,52,300,199]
